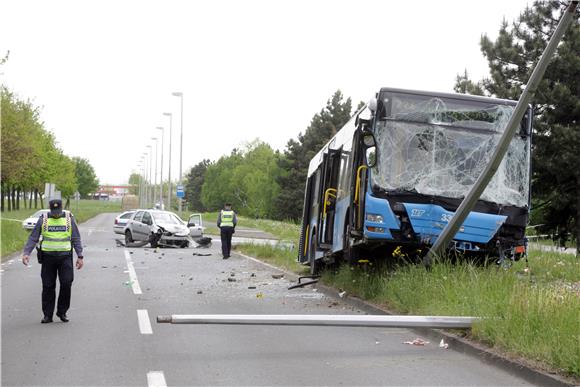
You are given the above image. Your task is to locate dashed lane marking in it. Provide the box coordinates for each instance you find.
[124,249,142,294]
[137,309,153,334]
[147,371,167,387]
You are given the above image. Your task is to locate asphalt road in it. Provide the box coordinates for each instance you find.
[2,213,535,386]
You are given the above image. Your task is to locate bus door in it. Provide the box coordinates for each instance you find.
[298,170,321,263]
[350,129,368,235]
[319,148,342,247]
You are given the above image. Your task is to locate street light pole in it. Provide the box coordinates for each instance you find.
[151,137,159,208]
[172,92,184,214]
[147,145,152,208]
[156,126,165,209]
[163,112,173,210]
[142,152,148,207]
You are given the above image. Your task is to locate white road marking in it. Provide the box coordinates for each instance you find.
[147,371,167,387]
[137,309,153,334]
[124,249,142,294]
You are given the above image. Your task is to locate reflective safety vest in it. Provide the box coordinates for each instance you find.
[220,210,235,227]
[41,212,72,252]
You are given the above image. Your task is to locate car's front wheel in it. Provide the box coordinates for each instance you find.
[125,230,134,244]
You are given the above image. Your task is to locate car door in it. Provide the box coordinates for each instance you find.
[131,211,146,240]
[187,214,203,237]
[140,212,154,240]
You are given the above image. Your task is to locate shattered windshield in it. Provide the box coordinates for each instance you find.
[371,92,530,207]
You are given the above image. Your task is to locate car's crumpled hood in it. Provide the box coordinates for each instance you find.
[156,222,189,236]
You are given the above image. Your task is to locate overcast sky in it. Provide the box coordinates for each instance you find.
[1,0,531,186]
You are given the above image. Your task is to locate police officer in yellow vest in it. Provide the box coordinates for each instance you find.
[217,203,237,259]
[22,199,84,324]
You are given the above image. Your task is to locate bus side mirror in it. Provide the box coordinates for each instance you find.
[366,146,377,167]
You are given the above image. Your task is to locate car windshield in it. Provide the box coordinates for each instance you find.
[153,212,184,225]
[371,92,530,208]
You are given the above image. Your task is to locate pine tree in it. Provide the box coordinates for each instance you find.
[273,90,352,220]
[454,1,579,251]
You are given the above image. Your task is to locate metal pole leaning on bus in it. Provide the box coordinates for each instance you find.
[427,1,578,262]
[157,314,478,329]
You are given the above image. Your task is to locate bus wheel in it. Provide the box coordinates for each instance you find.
[343,224,359,264]
[309,234,320,275]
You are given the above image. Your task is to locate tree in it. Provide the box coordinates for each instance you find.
[184,159,211,212]
[200,141,281,218]
[273,90,353,220]
[73,157,99,198]
[454,1,580,251]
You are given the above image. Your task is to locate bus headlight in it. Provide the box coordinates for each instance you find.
[366,213,384,223]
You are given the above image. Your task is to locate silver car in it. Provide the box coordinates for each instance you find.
[113,210,136,235]
[124,210,191,248]
[22,210,49,230]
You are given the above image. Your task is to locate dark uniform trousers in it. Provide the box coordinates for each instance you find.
[220,226,234,257]
[40,253,74,317]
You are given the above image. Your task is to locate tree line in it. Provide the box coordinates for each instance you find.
[1,85,99,211]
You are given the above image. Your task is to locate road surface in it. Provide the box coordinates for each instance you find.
[2,213,535,386]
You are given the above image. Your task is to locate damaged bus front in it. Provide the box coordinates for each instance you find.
[298,87,532,271]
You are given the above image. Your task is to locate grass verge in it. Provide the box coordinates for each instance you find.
[233,240,580,378]
[235,243,307,274]
[1,200,121,259]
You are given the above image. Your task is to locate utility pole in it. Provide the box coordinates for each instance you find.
[151,137,159,208]
[156,126,165,209]
[427,1,579,262]
[172,92,184,214]
[163,112,173,211]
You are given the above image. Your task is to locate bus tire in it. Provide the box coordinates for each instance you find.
[343,224,359,264]
[309,233,320,275]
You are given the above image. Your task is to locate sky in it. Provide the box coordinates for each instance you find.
[1,0,532,186]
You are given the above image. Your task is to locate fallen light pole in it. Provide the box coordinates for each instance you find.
[427,1,579,261]
[157,314,478,329]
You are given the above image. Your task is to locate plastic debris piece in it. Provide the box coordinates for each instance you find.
[439,339,449,349]
[250,273,256,277]
[227,277,236,282]
[197,290,203,294]
[271,274,284,279]
[256,292,264,299]
[403,338,430,346]
[248,286,256,289]
[338,289,347,298]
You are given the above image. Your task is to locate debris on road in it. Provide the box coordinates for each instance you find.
[256,292,264,299]
[403,338,430,346]
[439,339,449,349]
[248,286,256,289]
[228,277,236,282]
[338,289,347,298]
[197,290,203,294]
[192,252,212,256]
[101,265,108,269]
[271,274,284,279]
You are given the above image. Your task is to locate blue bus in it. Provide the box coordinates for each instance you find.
[298,87,532,272]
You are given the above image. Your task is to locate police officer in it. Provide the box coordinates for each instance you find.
[21,199,84,323]
[217,203,237,259]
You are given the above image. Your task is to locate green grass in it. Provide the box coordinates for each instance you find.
[321,250,580,377]
[235,243,307,274]
[1,200,121,259]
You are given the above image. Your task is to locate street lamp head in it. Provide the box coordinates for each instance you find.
[156,126,163,130]
[151,137,157,141]
[172,92,182,97]
[163,112,172,117]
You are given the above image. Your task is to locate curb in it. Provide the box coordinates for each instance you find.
[236,250,577,387]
